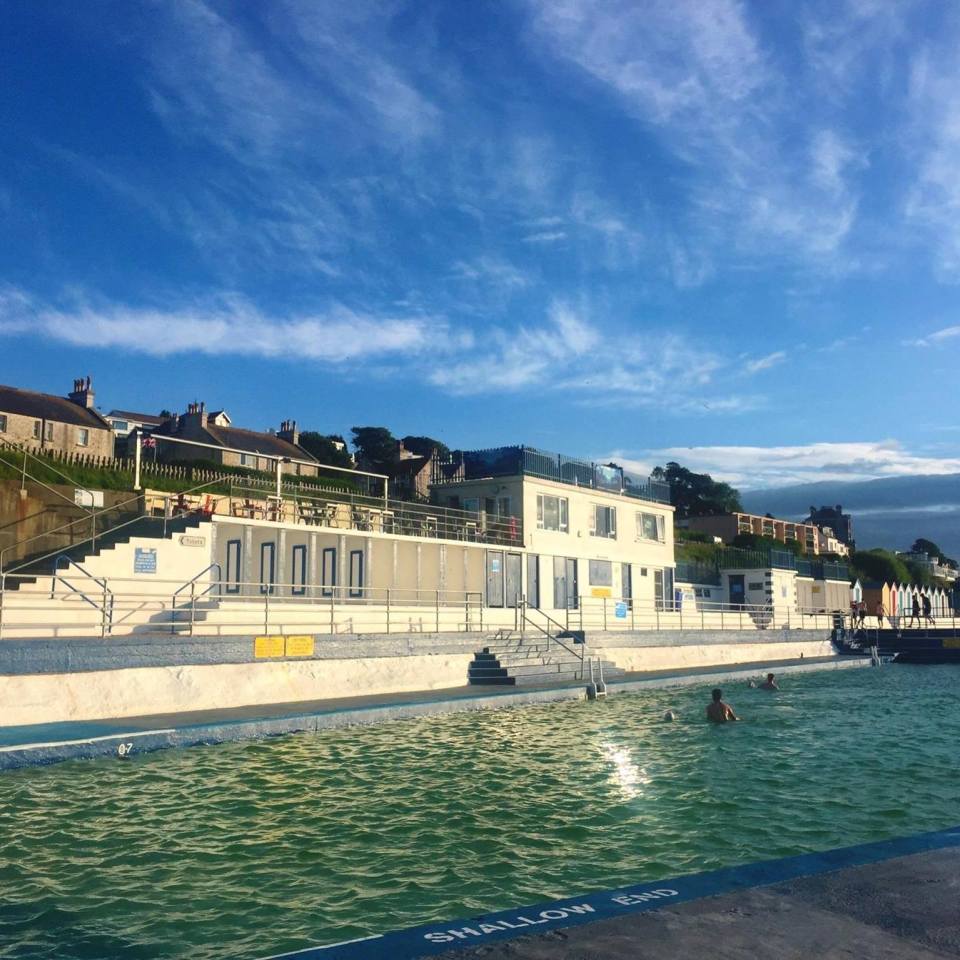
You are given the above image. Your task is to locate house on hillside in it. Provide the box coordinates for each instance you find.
[104,409,168,457]
[687,511,820,554]
[0,377,113,459]
[154,403,320,476]
[388,440,435,501]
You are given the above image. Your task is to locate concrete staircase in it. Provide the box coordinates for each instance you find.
[3,514,211,590]
[468,631,625,687]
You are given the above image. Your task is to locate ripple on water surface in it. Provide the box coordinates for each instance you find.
[1,665,960,959]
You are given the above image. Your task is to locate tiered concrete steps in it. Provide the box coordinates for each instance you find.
[468,635,625,687]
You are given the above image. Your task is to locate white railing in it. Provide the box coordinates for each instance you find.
[0,575,487,639]
[556,595,851,633]
[0,573,877,642]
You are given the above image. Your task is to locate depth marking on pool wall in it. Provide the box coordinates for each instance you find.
[258,826,960,960]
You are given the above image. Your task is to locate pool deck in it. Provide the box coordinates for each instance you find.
[262,826,960,960]
[0,654,868,770]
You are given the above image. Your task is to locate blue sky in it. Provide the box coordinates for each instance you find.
[2,0,960,489]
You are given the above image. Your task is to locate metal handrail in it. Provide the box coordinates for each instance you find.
[0,438,106,497]
[170,562,223,636]
[0,449,95,516]
[519,599,585,678]
[0,486,144,574]
[51,555,114,633]
[228,480,523,547]
[0,476,225,576]
[172,563,223,601]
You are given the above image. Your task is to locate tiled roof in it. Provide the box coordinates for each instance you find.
[204,425,317,462]
[0,384,111,430]
[390,455,430,476]
[106,410,168,426]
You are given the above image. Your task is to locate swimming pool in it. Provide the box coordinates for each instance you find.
[1,665,958,959]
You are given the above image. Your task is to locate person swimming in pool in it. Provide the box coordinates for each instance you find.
[760,673,779,690]
[706,688,738,723]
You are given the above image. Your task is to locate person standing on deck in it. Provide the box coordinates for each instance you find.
[922,593,934,626]
[908,593,921,628]
[876,600,885,629]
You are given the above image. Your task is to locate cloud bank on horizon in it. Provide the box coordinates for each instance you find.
[612,441,960,491]
[1,0,959,480]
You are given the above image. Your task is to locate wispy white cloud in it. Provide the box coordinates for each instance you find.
[2,281,769,414]
[745,350,787,374]
[819,335,858,353]
[611,440,960,489]
[450,256,530,291]
[524,0,863,262]
[904,325,960,348]
[0,288,443,362]
[521,231,567,243]
[428,300,749,412]
[427,301,597,393]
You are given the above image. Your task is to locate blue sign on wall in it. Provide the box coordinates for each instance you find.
[134,547,157,574]
[614,602,628,619]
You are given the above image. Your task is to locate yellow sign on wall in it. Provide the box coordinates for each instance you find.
[944,638,960,649]
[254,636,285,658]
[590,587,612,599]
[285,635,315,657]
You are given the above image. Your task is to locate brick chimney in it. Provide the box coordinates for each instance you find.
[68,375,95,409]
[277,419,300,445]
[185,400,208,429]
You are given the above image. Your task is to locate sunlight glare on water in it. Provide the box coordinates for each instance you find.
[1,665,959,959]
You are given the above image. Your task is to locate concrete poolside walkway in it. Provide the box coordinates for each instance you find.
[0,654,867,770]
[262,826,960,960]
[440,846,960,959]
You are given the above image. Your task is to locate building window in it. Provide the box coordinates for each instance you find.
[33,420,41,440]
[225,540,241,594]
[260,542,276,595]
[483,496,511,517]
[536,494,569,532]
[77,428,90,447]
[349,549,364,598]
[463,497,480,513]
[291,544,307,596]
[588,560,612,586]
[591,504,617,539]
[637,512,665,542]
[321,547,336,598]
[0,414,6,433]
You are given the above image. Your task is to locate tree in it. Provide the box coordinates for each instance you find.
[652,461,743,519]
[298,431,353,469]
[849,549,913,586]
[401,435,450,459]
[351,426,397,473]
[910,537,957,567]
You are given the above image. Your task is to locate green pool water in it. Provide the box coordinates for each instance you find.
[2,664,959,959]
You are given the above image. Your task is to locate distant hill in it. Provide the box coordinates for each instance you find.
[740,474,960,556]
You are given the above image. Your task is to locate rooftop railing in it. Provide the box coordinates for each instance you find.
[432,445,672,505]
[675,548,849,583]
[159,478,525,548]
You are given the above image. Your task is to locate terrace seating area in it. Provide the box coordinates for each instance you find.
[142,482,523,547]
